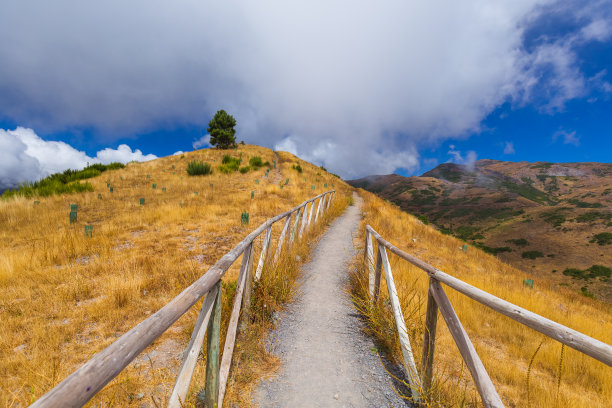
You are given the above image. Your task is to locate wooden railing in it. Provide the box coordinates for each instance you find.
[30,190,336,408]
[364,225,612,408]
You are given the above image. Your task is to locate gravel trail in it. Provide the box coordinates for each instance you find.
[254,193,411,408]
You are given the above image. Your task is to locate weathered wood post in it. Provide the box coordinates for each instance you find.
[255,226,272,281]
[273,214,291,263]
[421,277,439,398]
[307,198,315,229]
[204,281,222,408]
[379,245,421,402]
[290,207,301,244]
[299,202,309,237]
[168,285,220,408]
[373,245,382,303]
[240,244,255,331]
[364,231,376,300]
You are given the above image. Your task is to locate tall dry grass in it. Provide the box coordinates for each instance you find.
[0,145,349,406]
[350,189,612,407]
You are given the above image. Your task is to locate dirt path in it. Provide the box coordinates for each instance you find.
[254,193,411,407]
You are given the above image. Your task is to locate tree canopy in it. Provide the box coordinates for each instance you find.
[207,110,237,149]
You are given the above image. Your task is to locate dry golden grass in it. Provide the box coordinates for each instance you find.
[0,144,350,407]
[351,189,612,407]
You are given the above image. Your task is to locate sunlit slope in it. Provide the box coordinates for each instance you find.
[356,189,611,407]
[0,144,350,406]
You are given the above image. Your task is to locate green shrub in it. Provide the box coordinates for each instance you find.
[417,214,429,225]
[591,232,612,245]
[248,156,264,168]
[218,155,241,173]
[186,160,212,176]
[567,198,603,208]
[239,166,251,174]
[506,238,529,247]
[292,164,303,173]
[563,265,611,281]
[522,250,544,259]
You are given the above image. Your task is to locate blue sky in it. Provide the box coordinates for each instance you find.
[0,0,611,188]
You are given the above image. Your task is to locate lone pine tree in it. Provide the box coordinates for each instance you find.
[207,110,237,149]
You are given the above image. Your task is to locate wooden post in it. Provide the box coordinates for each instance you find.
[218,252,250,408]
[289,207,301,244]
[314,197,322,223]
[379,246,422,402]
[429,280,504,408]
[273,214,291,263]
[168,285,219,408]
[299,202,309,237]
[327,192,334,209]
[204,281,222,408]
[307,199,315,229]
[373,247,382,303]
[365,232,376,300]
[240,244,254,331]
[255,226,272,281]
[319,195,327,216]
[421,277,439,398]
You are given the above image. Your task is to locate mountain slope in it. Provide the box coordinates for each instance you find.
[349,160,612,301]
[0,144,350,406]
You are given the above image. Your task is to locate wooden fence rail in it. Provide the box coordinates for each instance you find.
[30,190,336,408]
[364,225,612,408]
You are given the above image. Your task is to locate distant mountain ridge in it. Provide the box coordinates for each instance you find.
[348,160,612,301]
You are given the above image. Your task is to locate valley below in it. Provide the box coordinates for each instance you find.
[349,160,612,302]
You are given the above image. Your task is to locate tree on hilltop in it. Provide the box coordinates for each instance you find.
[207,110,237,149]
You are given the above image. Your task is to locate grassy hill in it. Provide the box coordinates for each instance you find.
[0,145,350,406]
[348,160,612,301]
[352,189,612,407]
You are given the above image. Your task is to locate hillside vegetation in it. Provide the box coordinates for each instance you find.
[0,145,349,406]
[349,161,612,301]
[351,189,612,407]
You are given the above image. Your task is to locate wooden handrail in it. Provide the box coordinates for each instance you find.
[366,225,612,367]
[30,190,335,408]
[364,225,612,407]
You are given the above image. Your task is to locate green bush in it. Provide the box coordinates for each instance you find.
[186,160,212,176]
[239,166,251,174]
[292,164,303,173]
[591,232,612,245]
[218,155,241,173]
[567,198,603,208]
[506,238,529,247]
[563,265,611,281]
[248,156,264,168]
[522,250,544,259]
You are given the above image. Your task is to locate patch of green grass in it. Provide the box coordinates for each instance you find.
[292,164,303,173]
[567,198,603,208]
[506,238,529,247]
[2,162,123,198]
[539,208,572,227]
[186,160,212,176]
[500,180,554,205]
[474,242,513,255]
[522,250,544,259]
[563,265,611,281]
[217,155,241,173]
[575,212,611,223]
[591,232,612,246]
[530,162,553,169]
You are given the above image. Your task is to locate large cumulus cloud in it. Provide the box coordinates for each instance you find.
[0,127,156,189]
[0,0,610,178]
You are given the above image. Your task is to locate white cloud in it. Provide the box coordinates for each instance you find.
[0,1,609,177]
[0,127,157,189]
[503,141,516,154]
[192,134,211,150]
[553,129,580,146]
[173,151,185,156]
[447,146,478,170]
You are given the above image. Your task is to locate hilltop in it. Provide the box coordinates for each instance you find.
[348,160,612,301]
[0,144,350,406]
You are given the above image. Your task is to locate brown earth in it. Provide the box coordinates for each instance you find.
[348,160,612,301]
